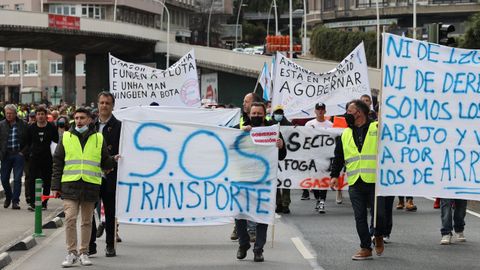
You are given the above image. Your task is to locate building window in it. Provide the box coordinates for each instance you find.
[50,60,62,75]
[0,62,4,76]
[14,4,24,11]
[76,60,85,76]
[81,4,105,20]
[324,0,335,10]
[24,61,38,75]
[0,5,8,9]
[8,61,20,75]
[49,4,77,16]
[357,0,386,7]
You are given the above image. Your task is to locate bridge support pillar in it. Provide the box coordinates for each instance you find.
[85,53,108,104]
[62,53,77,105]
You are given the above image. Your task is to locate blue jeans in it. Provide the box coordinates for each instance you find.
[236,219,267,252]
[440,199,467,235]
[349,180,385,249]
[1,153,25,204]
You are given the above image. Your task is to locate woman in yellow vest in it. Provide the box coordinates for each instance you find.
[51,108,119,267]
[329,99,387,261]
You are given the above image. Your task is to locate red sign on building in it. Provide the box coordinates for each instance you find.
[48,14,80,30]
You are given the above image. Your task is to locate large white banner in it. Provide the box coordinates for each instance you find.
[278,126,346,190]
[113,106,241,127]
[271,43,371,119]
[378,34,480,201]
[109,50,201,109]
[116,120,279,226]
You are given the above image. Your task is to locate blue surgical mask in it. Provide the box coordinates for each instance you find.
[75,125,89,133]
[273,114,283,122]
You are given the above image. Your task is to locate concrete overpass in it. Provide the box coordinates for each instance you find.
[0,9,381,104]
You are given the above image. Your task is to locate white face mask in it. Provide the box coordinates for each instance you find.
[75,125,89,133]
[273,114,283,122]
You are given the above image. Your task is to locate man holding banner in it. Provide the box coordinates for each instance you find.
[236,102,286,262]
[330,99,385,260]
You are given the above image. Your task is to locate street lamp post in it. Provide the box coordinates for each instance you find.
[266,0,279,36]
[207,0,215,47]
[376,0,380,68]
[153,0,170,67]
[235,0,245,49]
[289,0,293,59]
[303,0,307,55]
[413,0,417,40]
[113,0,118,21]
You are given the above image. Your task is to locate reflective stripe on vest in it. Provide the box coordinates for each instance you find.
[61,131,103,185]
[240,116,245,129]
[341,122,378,186]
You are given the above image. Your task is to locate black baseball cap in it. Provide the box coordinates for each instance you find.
[315,103,326,110]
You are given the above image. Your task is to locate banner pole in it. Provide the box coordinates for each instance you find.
[374,31,386,230]
[253,64,263,94]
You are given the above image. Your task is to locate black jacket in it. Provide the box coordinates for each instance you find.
[95,115,122,191]
[51,127,116,202]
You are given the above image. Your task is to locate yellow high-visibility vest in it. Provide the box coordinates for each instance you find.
[61,131,103,185]
[341,122,378,186]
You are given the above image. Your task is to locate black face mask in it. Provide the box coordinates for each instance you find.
[250,116,264,127]
[345,113,355,127]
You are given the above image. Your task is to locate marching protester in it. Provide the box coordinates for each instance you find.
[236,101,287,262]
[25,105,59,211]
[89,91,122,257]
[330,99,386,260]
[0,104,28,210]
[305,103,333,214]
[231,92,263,242]
[51,107,119,267]
[271,105,293,214]
[440,198,467,245]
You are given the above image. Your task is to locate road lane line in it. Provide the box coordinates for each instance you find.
[291,237,314,260]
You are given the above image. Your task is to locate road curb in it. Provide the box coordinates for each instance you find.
[0,252,12,269]
[7,236,37,251]
[42,217,63,229]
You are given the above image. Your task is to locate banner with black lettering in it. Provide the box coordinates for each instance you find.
[109,50,201,109]
[278,126,347,190]
[271,43,371,119]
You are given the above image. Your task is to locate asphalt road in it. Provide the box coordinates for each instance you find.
[4,190,480,270]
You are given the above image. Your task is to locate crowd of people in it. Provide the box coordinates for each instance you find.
[0,91,469,266]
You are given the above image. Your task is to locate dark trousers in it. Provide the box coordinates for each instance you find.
[236,219,268,252]
[349,180,385,249]
[1,153,25,204]
[371,196,394,236]
[440,199,467,235]
[28,157,52,206]
[90,185,116,249]
[276,188,291,207]
[313,190,327,200]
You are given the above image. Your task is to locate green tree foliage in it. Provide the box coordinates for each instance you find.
[310,26,377,67]
[242,22,267,45]
[460,13,480,49]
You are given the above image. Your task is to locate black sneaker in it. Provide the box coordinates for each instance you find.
[88,247,97,257]
[275,205,283,213]
[96,222,105,238]
[28,204,35,212]
[4,199,11,209]
[105,246,116,257]
[42,201,48,210]
[254,250,264,262]
[282,206,290,214]
[12,203,20,210]
[236,244,250,260]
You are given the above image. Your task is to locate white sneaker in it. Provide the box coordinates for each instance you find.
[318,200,326,214]
[315,200,321,211]
[456,232,466,242]
[383,236,390,243]
[79,253,92,266]
[61,252,77,267]
[336,191,343,204]
[441,234,452,245]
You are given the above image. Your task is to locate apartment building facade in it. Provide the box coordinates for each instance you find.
[0,0,195,105]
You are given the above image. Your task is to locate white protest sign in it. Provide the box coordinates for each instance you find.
[113,106,241,127]
[116,120,279,225]
[109,50,201,109]
[250,125,279,145]
[277,126,346,190]
[271,43,371,119]
[378,34,480,201]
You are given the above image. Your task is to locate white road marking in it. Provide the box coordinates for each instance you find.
[291,237,315,260]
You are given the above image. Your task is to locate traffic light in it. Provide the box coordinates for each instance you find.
[438,24,456,47]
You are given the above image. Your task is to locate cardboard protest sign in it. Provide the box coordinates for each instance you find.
[277,126,346,190]
[116,120,279,226]
[271,43,371,119]
[109,50,201,109]
[377,34,480,200]
[113,106,241,127]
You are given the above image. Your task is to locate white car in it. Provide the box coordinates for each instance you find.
[232,48,244,53]
[243,48,255,54]
[253,46,264,55]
